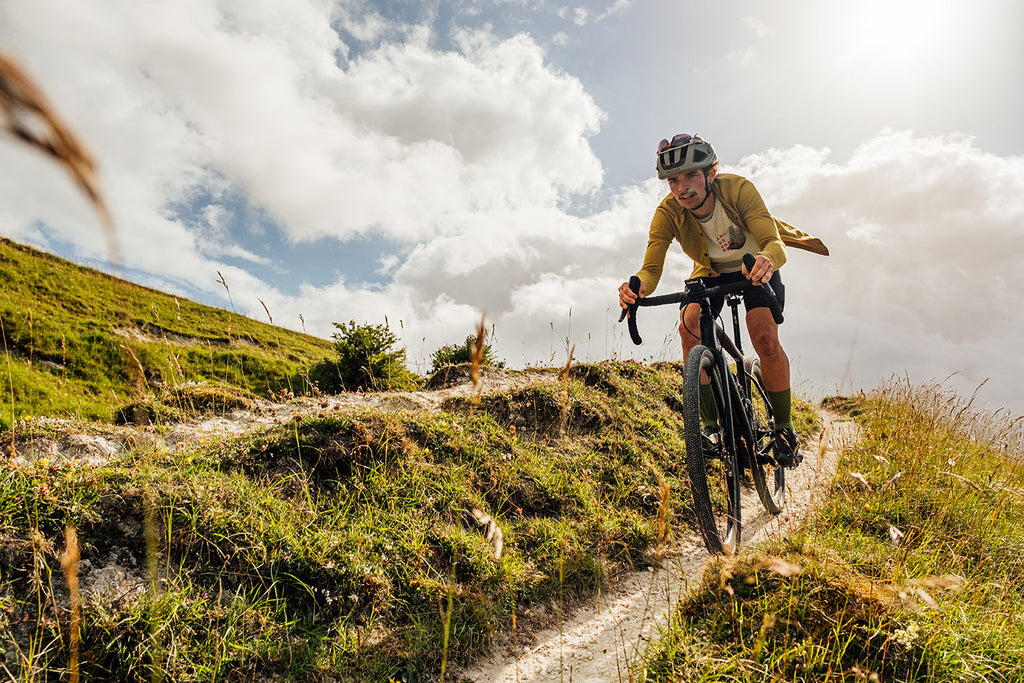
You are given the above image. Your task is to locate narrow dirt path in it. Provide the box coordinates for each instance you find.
[459,412,860,683]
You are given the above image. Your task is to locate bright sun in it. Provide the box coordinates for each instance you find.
[839,0,962,69]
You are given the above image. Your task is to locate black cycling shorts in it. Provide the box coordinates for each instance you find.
[680,270,785,319]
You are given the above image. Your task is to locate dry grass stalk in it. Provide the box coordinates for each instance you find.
[559,344,575,403]
[27,309,34,366]
[59,526,81,683]
[2,317,16,454]
[0,52,118,262]
[470,313,486,404]
[558,344,575,435]
[143,486,162,598]
[646,460,671,559]
[119,343,146,397]
[259,298,273,325]
[470,507,504,560]
[216,271,234,311]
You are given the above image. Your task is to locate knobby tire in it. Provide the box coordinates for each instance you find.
[683,345,741,555]
[737,356,786,514]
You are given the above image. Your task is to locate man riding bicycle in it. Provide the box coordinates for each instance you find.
[618,133,828,467]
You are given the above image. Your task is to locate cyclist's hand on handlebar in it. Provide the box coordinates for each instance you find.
[742,253,774,285]
[618,279,646,312]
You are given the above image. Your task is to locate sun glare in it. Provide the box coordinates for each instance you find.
[839,0,961,69]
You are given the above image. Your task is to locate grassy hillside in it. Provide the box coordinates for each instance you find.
[6,361,1023,682]
[0,237,333,427]
[2,359,804,681]
[642,381,1024,682]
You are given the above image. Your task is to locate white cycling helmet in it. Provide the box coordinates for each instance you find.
[656,133,717,180]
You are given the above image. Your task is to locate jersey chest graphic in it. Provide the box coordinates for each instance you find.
[715,223,747,252]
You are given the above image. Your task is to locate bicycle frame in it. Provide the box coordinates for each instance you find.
[685,278,744,467]
[620,269,779,427]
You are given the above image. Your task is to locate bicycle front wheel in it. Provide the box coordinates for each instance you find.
[738,356,786,514]
[683,345,741,555]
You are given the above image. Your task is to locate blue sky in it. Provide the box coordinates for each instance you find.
[2,0,1024,414]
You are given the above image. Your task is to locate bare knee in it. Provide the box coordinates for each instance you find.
[751,332,784,360]
[746,310,785,360]
[678,304,701,355]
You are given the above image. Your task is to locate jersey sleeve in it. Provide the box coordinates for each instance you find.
[734,178,788,270]
[635,206,675,295]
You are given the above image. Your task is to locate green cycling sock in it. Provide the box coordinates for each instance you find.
[767,388,794,431]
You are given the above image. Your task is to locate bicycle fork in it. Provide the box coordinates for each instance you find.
[698,307,741,534]
[726,295,759,460]
[716,350,743,536]
[698,297,740,465]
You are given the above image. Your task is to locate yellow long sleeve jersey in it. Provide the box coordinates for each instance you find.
[636,172,829,295]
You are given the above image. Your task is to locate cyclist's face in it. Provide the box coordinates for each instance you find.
[667,167,715,209]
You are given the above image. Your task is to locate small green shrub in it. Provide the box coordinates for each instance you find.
[429,335,505,373]
[312,321,420,393]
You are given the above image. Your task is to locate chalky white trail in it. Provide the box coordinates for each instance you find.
[460,412,859,683]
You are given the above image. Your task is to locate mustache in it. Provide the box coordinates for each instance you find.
[680,189,697,199]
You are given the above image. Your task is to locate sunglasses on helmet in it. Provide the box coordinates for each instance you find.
[657,133,695,153]
[657,133,711,170]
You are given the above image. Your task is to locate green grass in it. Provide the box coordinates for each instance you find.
[0,360,734,682]
[0,237,333,426]
[640,379,1024,682]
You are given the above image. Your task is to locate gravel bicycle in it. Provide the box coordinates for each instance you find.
[620,254,787,554]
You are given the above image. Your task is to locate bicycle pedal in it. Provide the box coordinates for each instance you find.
[701,429,722,454]
[773,427,802,469]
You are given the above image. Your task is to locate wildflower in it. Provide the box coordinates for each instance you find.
[892,621,920,648]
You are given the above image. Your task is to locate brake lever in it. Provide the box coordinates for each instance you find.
[617,276,643,345]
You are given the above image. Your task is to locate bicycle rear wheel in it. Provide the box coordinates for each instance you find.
[683,345,741,555]
[738,356,786,514]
